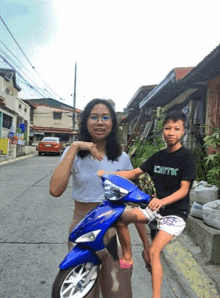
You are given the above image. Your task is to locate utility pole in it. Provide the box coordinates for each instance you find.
[73,62,77,133]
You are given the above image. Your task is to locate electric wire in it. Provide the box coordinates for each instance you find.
[0,55,48,98]
[0,46,60,100]
[0,16,63,101]
[0,40,56,99]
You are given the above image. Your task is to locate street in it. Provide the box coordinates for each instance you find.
[0,155,179,298]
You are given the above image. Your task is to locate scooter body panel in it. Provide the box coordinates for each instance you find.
[69,200,125,251]
[101,174,151,205]
[59,245,100,270]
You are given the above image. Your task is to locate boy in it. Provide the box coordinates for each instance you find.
[98,111,197,298]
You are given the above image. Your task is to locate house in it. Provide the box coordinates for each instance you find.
[139,44,220,151]
[120,85,156,142]
[24,98,81,145]
[119,85,157,148]
[0,68,30,157]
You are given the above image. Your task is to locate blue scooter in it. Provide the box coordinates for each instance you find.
[52,173,151,298]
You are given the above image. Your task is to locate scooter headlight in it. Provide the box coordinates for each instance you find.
[75,229,101,243]
[103,180,128,201]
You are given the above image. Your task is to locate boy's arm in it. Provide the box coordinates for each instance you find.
[149,180,191,211]
[98,167,144,180]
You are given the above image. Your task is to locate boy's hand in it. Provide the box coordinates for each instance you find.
[148,198,163,211]
[97,170,106,177]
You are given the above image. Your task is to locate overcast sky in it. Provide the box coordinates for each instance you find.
[0,0,220,111]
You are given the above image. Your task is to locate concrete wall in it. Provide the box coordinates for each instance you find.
[25,145,37,155]
[8,144,16,158]
[33,105,75,129]
[186,216,220,265]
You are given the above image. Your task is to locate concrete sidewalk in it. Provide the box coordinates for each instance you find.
[0,152,37,166]
[162,229,220,298]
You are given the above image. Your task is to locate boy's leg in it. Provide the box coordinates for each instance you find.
[149,215,185,298]
[117,208,150,266]
[149,230,174,298]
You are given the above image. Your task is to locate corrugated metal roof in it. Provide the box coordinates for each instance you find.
[139,67,194,108]
[31,125,77,134]
[139,43,220,109]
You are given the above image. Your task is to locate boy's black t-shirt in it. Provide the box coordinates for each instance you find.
[140,146,197,221]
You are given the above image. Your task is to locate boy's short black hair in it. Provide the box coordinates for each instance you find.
[163,110,186,127]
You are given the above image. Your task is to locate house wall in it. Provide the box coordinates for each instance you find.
[119,125,130,147]
[33,106,75,130]
[0,108,16,138]
[0,77,19,111]
[207,75,220,131]
[0,76,30,142]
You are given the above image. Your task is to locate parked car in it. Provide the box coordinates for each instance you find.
[37,137,65,156]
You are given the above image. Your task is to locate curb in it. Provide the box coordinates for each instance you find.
[0,152,37,166]
[162,236,220,298]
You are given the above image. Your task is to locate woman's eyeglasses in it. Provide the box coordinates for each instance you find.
[89,115,111,122]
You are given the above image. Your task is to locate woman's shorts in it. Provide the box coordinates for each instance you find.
[140,207,186,237]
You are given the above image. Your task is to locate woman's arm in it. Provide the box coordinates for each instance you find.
[50,141,103,197]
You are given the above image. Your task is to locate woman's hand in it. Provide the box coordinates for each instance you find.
[148,198,164,211]
[72,141,103,161]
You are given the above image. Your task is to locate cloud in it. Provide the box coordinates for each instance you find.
[1,0,220,111]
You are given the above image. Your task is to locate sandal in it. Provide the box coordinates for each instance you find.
[119,258,133,269]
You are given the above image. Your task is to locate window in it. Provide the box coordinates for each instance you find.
[30,108,34,124]
[5,88,10,95]
[3,114,13,129]
[53,112,62,119]
[19,104,22,109]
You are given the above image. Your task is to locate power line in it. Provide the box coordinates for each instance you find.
[0,40,30,72]
[0,16,34,68]
[0,44,63,100]
[0,16,63,101]
[0,54,53,99]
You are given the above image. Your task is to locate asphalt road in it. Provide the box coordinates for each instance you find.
[0,155,180,298]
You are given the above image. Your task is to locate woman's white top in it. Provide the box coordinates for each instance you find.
[62,148,133,203]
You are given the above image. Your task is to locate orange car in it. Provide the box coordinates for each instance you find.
[37,137,65,156]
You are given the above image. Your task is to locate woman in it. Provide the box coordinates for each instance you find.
[50,98,133,298]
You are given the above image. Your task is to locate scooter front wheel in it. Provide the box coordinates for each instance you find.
[52,262,99,298]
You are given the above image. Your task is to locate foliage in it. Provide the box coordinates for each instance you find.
[0,151,7,155]
[194,126,220,189]
[204,127,220,149]
[193,147,208,182]
[128,117,165,195]
[203,127,220,189]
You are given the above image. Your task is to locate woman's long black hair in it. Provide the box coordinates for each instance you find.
[77,98,122,161]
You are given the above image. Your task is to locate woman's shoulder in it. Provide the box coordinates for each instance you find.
[61,146,80,163]
[61,146,70,161]
[120,151,130,160]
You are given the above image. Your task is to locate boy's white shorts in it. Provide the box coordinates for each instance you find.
[140,207,186,237]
